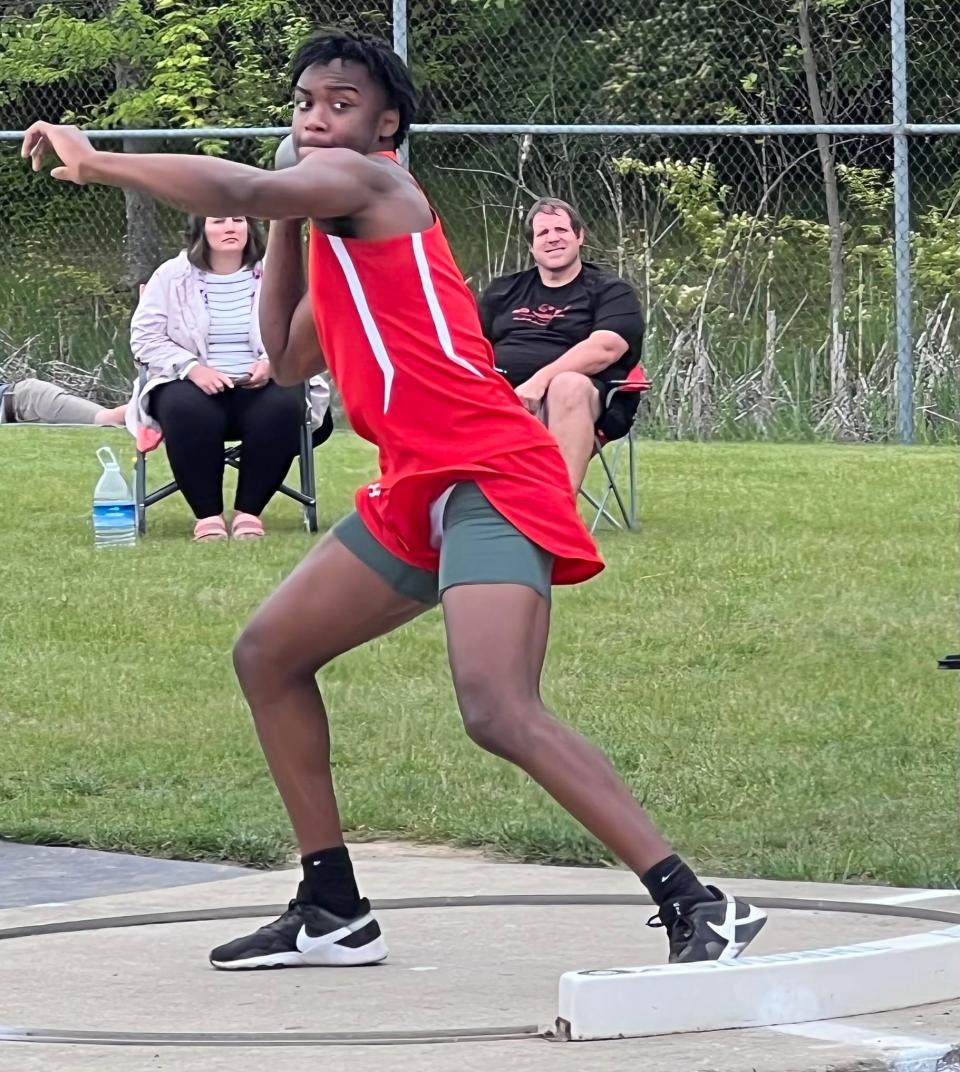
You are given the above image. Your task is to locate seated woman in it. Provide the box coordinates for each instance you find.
[130,214,329,541]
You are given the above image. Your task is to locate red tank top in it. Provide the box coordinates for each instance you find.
[307,177,603,586]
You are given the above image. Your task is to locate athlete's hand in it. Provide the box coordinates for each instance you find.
[21,122,97,184]
[515,373,549,415]
[242,359,271,389]
[187,365,235,395]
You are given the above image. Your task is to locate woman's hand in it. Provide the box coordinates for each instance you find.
[187,365,235,395]
[242,359,271,389]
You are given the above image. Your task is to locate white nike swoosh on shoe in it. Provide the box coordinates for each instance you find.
[295,912,375,954]
[733,905,767,928]
[705,903,766,940]
[705,896,738,944]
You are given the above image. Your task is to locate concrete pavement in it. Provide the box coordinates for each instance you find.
[1,841,958,1072]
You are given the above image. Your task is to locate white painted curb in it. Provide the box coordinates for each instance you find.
[557,924,960,1041]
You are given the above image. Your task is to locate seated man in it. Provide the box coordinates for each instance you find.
[0,377,126,426]
[479,197,644,490]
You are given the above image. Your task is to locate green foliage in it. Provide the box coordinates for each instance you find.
[0,0,346,131]
[2,0,960,439]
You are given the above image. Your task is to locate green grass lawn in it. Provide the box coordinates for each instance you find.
[1,427,956,888]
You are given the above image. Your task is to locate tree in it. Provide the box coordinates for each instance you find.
[0,0,336,284]
[798,0,849,431]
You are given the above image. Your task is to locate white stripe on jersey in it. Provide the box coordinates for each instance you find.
[410,232,484,379]
[326,236,395,413]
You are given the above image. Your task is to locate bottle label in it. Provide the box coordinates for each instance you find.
[93,504,136,529]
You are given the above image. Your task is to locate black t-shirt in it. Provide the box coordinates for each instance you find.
[478,262,644,388]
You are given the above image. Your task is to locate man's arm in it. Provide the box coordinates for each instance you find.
[528,330,628,384]
[22,123,379,220]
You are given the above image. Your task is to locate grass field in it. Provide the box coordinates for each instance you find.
[0,427,956,888]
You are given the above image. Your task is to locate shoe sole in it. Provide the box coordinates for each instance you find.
[210,934,389,971]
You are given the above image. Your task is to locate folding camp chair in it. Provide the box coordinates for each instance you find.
[580,363,651,535]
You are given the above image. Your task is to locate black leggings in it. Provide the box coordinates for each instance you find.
[150,379,304,518]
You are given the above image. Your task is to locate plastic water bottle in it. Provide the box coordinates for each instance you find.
[93,446,137,549]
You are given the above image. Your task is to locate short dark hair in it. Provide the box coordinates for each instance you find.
[289,28,418,150]
[524,198,587,244]
[185,215,265,271]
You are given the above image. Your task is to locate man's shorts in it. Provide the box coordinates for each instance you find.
[589,376,640,442]
[331,482,553,606]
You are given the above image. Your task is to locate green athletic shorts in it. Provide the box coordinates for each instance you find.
[331,482,552,605]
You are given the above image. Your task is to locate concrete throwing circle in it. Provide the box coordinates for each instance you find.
[1,894,958,1047]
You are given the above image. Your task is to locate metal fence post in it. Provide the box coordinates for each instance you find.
[393,0,409,169]
[891,0,913,444]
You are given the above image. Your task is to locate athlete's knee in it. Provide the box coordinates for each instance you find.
[545,371,597,419]
[235,600,343,698]
[232,621,273,693]
[233,616,318,697]
[453,675,538,762]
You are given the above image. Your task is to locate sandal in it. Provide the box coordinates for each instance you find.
[193,515,228,542]
[231,512,265,540]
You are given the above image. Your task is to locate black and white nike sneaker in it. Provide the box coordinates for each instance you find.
[209,894,387,971]
[648,885,767,963]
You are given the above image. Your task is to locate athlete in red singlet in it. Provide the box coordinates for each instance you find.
[308,173,602,585]
[23,29,765,970]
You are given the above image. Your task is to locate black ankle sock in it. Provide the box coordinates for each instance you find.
[300,845,362,918]
[640,854,713,912]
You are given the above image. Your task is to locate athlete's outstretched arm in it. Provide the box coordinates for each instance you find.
[21,123,381,220]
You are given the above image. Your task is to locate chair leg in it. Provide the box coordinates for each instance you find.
[583,437,625,533]
[299,420,318,534]
[596,441,633,530]
[627,430,637,529]
[581,488,623,534]
[135,451,147,535]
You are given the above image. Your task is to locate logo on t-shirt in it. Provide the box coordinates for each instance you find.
[512,303,571,326]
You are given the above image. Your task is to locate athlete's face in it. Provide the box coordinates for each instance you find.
[292,59,399,157]
[529,209,584,273]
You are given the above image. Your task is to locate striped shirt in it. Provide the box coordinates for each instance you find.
[202,269,257,376]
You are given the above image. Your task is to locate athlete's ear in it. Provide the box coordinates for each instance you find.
[378,108,400,143]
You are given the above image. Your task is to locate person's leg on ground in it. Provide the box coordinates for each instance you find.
[543,371,602,490]
[210,523,433,969]
[150,379,229,530]
[438,485,766,963]
[228,381,303,535]
[93,403,128,426]
[10,377,106,424]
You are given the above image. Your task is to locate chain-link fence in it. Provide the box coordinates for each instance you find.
[2,0,959,439]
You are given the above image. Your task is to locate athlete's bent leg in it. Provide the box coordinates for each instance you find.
[233,529,428,855]
[210,529,430,971]
[441,581,672,873]
[441,582,767,962]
